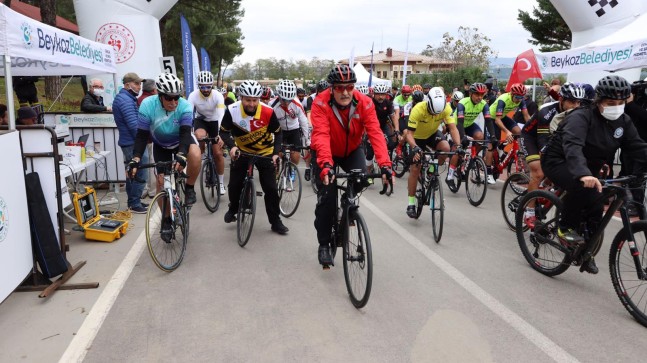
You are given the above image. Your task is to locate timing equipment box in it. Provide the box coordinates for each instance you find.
[72,186,128,242]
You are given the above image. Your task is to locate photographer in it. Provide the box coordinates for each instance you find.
[619,80,647,217]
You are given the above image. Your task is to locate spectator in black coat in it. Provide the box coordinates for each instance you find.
[81,78,112,113]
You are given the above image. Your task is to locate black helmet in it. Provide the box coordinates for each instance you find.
[327,64,357,84]
[595,75,631,100]
[296,87,306,95]
[412,90,425,103]
[316,80,329,92]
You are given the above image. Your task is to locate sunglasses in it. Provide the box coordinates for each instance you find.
[333,84,355,93]
[162,94,181,101]
[199,85,212,91]
[513,95,524,100]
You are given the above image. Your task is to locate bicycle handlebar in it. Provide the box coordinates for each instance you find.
[336,171,394,196]
[132,161,188,183]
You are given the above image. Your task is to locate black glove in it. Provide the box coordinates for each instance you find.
[489,136,499,149]
[456,147,466,156]
[175,152,187,168]
[319,163,334,181]
[461,136,470,149]
[126,159,139,178]
[380,166,393,179]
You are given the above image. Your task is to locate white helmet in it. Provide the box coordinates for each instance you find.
[356,84,369,95]
[276,80,297,100]
[156,72,183,96]
[238,80,263,98]
[427,87,446,115]
[197,71,214,85]
[373,84,389,94]
[451,90,464,101]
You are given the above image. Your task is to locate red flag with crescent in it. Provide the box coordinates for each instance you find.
[506,49,543,91]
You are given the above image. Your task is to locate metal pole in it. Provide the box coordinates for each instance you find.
[4,54,16,130]
[532,78,537,102]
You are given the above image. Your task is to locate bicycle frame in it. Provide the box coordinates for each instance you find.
[493,138,523,176]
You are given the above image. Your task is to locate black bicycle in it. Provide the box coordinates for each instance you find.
[445,139,489,207]
[515,174,647,327]
[324,169,392,308]
[235,152,275,247]
[276,144,307,218]
[198,136,221,213]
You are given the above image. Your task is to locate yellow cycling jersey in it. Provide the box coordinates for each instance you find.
[407,102,454,139]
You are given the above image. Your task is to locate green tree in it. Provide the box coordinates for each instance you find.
[518,0,571,52]
[421,26,497,71]
[407,66,485,94]
[40,0,63,101]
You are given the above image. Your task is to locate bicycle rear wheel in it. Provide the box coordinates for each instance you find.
[609,220,647,328]
[415,177,425,219]
[237,180,256,247]
[431,177,444,243]
[516,190,570,276]
[145,191,187,272]
[501,172,530,231]
[465,157,487,207]
[199,160,221,213]
[278,162,302,217]
[343,210,373,309]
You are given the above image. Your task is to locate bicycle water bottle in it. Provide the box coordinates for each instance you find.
[427,163,435,177]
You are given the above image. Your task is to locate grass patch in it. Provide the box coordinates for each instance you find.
[1,77,87,112]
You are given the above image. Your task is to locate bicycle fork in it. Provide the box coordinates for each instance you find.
[619,206,647,280]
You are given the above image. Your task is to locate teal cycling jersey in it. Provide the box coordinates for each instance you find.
[138,96,194,149]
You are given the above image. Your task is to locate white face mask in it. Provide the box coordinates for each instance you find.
[92,88,104,97]
[601,104,625,121]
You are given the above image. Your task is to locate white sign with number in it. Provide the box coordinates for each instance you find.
[160,56,176,75]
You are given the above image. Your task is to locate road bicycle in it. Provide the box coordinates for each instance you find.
[391,143,410,178]
[323,169,392,308]
[236,152,275,247]
[198,136,221,213]
[515,174,647,327]
[136,158,190,272]
[446,139,489,207]
[488,135,527,182]
[414,150,456,242]
[276,144,307,218]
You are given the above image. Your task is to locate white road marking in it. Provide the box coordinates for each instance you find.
[361,197,580,363]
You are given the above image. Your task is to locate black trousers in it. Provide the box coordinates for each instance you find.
[542,159,604,230]
[227,155,281,226]
[312,147,367,246]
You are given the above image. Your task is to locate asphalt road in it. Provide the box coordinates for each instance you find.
[78,167,645,362]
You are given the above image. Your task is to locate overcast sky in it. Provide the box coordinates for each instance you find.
[236,0,538,64]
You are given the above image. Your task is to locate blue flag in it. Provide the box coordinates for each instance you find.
[200,47,211,72]
[180,14,194,96]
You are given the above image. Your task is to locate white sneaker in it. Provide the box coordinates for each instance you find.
[487,174,496,185]
[219,184,227,195]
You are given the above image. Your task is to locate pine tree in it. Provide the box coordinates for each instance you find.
[518,0,571,52]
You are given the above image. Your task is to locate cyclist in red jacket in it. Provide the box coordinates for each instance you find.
[310,64,393,266]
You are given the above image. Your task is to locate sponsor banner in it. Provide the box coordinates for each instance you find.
[55,113,116,128]
[200,47,210,72]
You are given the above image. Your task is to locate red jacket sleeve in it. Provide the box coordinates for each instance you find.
[310,97,333,169]
[362,98,391,168]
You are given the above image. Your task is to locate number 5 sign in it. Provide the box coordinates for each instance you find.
[159,56,177,75]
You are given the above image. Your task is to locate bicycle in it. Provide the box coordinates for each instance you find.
[324,169,392,308]
[198,136,221,213]
[276,144,307,218]
[445,139,489,207]
[135,158,190,272]
[391,143,410,178]
[414,150,456,242]
[515,174,647,327]
[235,152,276,247]
[488,135,527,181]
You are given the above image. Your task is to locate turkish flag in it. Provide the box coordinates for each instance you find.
[506,49,543,91]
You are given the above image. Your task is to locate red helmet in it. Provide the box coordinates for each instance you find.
[469,83,487,94]
[509,83,526,96]
[401,85,412,94]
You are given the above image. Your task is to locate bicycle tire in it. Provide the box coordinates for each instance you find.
[392,149,408,178]
[501,172,530,231]
[515,190,570,276]
[415,176,425,219]
[609,220,647,328]
[278,162,302,217]
[465,157,488,207]
[145,191,187,272]
[199,160,221,213]
[431,177,444,243]
[310,160,320,194]
[343,210,373,309]
[237,180,256,247]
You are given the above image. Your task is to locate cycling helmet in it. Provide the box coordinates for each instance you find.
[356,84,369,95]
[156,72,183,96]
[581,83,595,100]
[559,82,586,100]
[469,82,488,94]
[197,71,214,85]
[316,80,329,92]
[412,90,425,103]
[238,80,263,98]
[451,90,464,101]
[217,87,227,94]
[260,86,272,99]
[427,87,447,115]
[309,85,317,93]
[327,64,356,84]
[412,84,423,92]
[595,75,631,100]
[296,87,306,95]
[276,80,297,100]
[509,83,526,96]
[401,85,412,94]
[373,83,389,94]
[422,83,432,90]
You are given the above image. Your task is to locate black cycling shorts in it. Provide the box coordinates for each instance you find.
[520,132,540,163]
[194,118,219,139]
[152,139,197,174]
[492,116,519,139]
[414,130,445,151]
[282,129,303,147]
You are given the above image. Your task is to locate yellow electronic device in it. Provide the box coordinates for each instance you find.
[72,186,128,242]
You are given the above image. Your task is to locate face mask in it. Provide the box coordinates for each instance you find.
[92,88,104,97]
[601,104,625,121]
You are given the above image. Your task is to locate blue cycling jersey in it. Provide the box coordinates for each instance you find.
[138,96,193,149]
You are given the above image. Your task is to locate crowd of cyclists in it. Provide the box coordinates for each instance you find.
[125,64,647,273]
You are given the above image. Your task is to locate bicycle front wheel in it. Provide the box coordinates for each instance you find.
[237,180,256,247]
[278,162,302,218]
[431,177,444,243]
[199,159,221,213]
[515,190,570,276]
[343,210,373,309]
[465,157,488,207]
[501,172,530,231]
[609,220,647,328]
[414,177,425,219]
[145,191,187,272]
